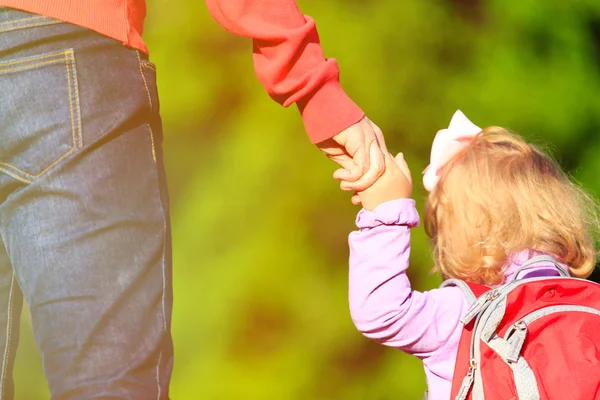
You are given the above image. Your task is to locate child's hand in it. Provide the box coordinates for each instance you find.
[353,143,412,211]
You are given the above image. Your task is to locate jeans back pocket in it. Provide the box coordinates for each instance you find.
[0,48,82,183]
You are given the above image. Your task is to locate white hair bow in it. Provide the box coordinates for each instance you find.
[422,110,482,192]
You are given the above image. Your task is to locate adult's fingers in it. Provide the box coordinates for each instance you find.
[340,139,386,192]
[329,117,388,188]
[317,136,362,182]
[331,117,378,183]
[330,155,362,182]
[366,116,388,155]
[317,138,355,170]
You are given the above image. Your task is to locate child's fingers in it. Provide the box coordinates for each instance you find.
[394,152,412,183]
[333,168,348,181]
[351,192,361,205]
[340,140,385,191]
[392,152,403,163]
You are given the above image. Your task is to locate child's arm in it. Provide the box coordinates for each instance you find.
[356,150,412,211]
[349,155,468,360]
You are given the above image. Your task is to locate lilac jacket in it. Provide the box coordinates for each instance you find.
[348,199,564,400]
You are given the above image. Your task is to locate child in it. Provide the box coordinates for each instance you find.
[347,111,598,399]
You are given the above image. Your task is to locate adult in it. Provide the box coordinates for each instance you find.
[0,1,387,398]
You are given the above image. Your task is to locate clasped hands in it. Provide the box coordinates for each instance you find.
[317,116,413,211]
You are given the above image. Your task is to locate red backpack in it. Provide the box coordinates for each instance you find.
[442,255,600,400]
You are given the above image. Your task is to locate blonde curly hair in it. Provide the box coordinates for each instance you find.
[425,127,599,286]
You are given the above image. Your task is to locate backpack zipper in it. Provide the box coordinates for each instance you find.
[460,288,500,325]
[505,320,527,363]
[503,305,600,363]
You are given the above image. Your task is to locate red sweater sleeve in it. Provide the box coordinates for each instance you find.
[205,0,365,143]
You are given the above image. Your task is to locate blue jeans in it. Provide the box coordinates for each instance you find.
[0,7,173,399]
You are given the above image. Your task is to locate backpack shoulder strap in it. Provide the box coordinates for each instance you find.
[464,281,491,298]
[441,278,490,305]
[442,280,491,400]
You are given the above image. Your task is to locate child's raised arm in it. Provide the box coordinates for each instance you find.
[348,198,468,362]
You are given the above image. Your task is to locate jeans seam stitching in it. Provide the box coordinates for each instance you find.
[156,172,168,400]
[136,51,153,109]
[0,273,15,399]
[0,58,64,74]
[141,60,157,71]
[147,124,157,162]
[0,49,80,181]
[0,168,31,184]
[136,53,157,161]
[67,51,83,148]
[0,51,64,68]
[64,50,77,149]
[137,50,165,398]
[156,195,167,400]
[0,19,62,34]
[0,15,46,26]
[156,352,162,400]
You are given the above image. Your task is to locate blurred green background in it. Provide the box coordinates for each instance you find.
[12,0,600,398]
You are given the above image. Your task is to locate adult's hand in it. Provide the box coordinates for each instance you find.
[316,116,388,192]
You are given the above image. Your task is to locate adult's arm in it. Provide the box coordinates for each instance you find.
[205,0,365,144]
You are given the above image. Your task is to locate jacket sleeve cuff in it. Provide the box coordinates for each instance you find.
[297,76,365,144]
[356,199,420,229]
